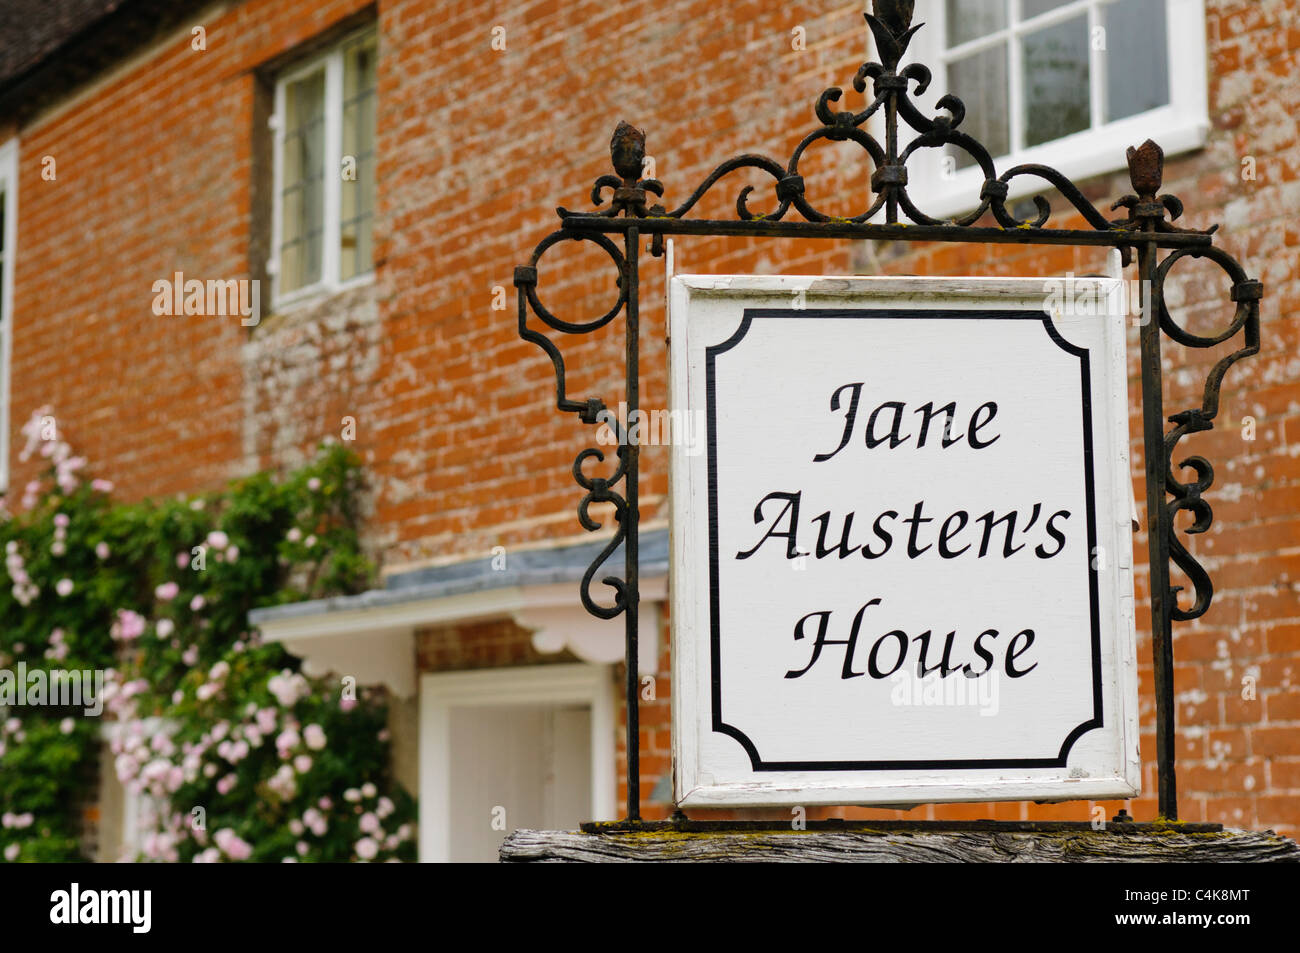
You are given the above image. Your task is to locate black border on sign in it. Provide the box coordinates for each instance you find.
[704,307,1104,771]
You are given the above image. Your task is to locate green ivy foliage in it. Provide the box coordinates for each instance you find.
[1,427,415,862]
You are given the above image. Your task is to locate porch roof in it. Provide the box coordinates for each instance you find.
[248,528,670,697]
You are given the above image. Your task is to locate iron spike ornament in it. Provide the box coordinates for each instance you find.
[1112,139,1205,234]
[864,0,920,72]
[513,6,1262,824]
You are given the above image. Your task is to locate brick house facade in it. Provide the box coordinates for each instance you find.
[1,0,1297,858]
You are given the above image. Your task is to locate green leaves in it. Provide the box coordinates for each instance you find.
[1,441,412,863]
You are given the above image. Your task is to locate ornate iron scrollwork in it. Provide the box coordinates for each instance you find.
[559,4,1215,241]
[513,0,1262,823]
[1155,247,1262,621]
[513,233,633,622]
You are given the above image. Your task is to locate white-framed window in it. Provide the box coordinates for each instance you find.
[98,719,170,862]
[0,137,16,492]
[270,26,377,307]
[899,0,1207,220]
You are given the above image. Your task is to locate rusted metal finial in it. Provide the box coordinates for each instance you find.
[594,120,664,245]
[610,121,646,183]
[873,0,915,35]
[1112,138,1204,234]
[866,0,921,71]
[1126,138,1164,200]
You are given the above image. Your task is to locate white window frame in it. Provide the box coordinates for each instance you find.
[0,137,16,492]
[898,0,1208,220]
[99,718,171,862]
[418,663,617,863]
[269,26,376,310]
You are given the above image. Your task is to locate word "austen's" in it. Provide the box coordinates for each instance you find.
[737,493,1070,562]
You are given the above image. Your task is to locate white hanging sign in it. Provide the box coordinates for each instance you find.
[668,274,1140,807]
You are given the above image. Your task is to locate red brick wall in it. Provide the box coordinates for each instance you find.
[6,0,1299,835]
[9,0,379,502]
[415,617,578,670]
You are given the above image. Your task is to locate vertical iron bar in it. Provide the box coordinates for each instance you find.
[624,225,641,821]
[883,81,898,224]
[1138,240,1177,820]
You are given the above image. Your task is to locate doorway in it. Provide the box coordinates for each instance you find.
[419,664,616,862]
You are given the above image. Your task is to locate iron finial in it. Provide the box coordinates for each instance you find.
[1126,139,1165,199]
[611,121,646,182]
[872,0,915,35]
[865,1,922,72]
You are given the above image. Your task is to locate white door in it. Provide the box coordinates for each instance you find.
[420,664,616,863]
[448,703,592,863]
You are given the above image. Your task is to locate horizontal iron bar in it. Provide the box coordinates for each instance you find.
[581,819,1225,835]
[562,214,1213,248]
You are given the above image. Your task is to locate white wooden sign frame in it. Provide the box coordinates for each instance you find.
[668,274,1141,808]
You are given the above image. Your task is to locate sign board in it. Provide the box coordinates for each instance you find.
[668,275,1140,807]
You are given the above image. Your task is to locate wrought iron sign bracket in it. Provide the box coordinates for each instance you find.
[513,1,1261,823]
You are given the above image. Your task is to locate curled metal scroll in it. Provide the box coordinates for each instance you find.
[562,4,1193,243]
[573,447,629,619]
[514,231,632,618]
[1155,247,1262,621]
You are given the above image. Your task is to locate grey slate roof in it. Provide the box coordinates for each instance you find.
[248,528,670,626]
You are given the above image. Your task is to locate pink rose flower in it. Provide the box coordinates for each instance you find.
[112,609,147,641]
[303,724,326,750]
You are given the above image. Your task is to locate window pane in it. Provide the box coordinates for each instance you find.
[280,69,325,293]
[1105,0,1169,121]
[945,0,1006,47]
[1022,15,1091,147]
[946,43,1010,168]
[1022,0,1078,19]
[340,33,377,282]
[343,33,376,99]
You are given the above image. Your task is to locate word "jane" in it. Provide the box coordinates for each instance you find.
[814,383,1000,461]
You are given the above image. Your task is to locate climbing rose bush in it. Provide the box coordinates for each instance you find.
[0,408,416,862]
